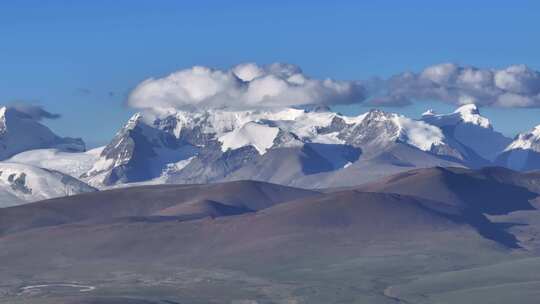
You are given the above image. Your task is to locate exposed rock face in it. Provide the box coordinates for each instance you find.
[317,116,350,134]
[84,113,198,186]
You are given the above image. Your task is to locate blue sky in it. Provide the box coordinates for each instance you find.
[1,0,539,146]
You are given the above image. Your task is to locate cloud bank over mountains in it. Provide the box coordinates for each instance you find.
[127,62,540,113]
[373,63,540,108]
[127,63,367,114]
[5,63,539,121]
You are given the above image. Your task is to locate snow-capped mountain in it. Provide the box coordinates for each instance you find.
[0,106,85,160]
[0,162,96,207]
[83,113,199,186]
[421,104,511,161]
[496,125,540,171]
[84,106,481,187]
[3,102,530,192]
[336,109,461,158]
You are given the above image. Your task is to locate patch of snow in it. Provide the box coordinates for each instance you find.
[312,132,345,145]
[219,122,280,154]
[7,147,103,178]
[393,116,445,151]
[0,162,96,207]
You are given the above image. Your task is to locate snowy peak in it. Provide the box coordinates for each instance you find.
[454,103,480,114]
[0,106,85,160]
[504,125,540,152]
[362,109,393,121]
[421,104,510,161]
[422,109,436,117]
[86,111,200,186]
[343,109,446,153]
[124,112,144,131]
[453,104,491,128]
[422,104,491,129]
[495,125,540,171]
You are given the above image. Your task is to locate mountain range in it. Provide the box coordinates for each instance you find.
[3,167,540,303]
[4,102,540,303]
[1,103,540,205]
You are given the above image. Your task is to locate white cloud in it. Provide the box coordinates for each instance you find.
[128,66,244,111]
[127,63,366,113]
[232,63,264,82]
[128,62,540,112]
[494,65,540,94]
[7,103,61,121]
[373,63,540,108]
